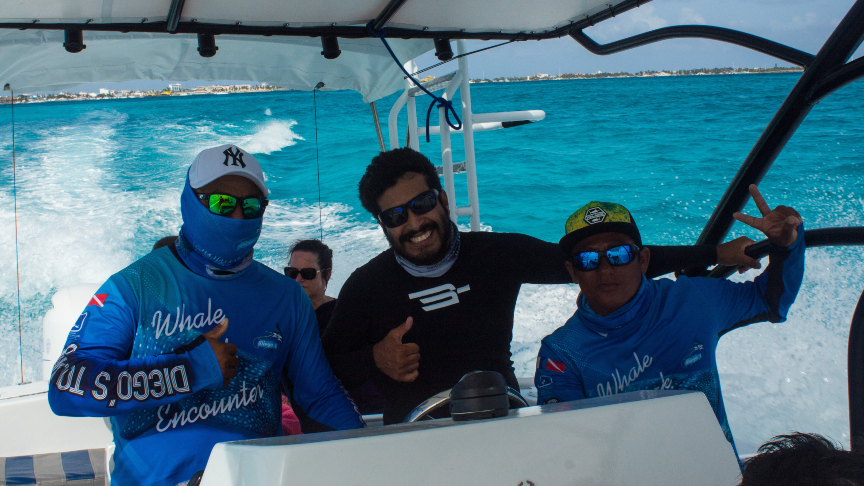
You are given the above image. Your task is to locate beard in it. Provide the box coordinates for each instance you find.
[385,212,453,266]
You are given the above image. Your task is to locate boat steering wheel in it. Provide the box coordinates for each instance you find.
[403,386,529,423]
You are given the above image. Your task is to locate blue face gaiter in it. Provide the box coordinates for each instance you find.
[177,176,262,277]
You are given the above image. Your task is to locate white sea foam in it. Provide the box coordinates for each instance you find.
[511,284,580,376]
[240,120,303,155]
[264,108,272,116]
[718,248,860,452]
[132,118,304,163]
[0,110,185,383]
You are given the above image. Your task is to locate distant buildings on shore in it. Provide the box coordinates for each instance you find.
[468,66,804,84]
[1,67,805,104]
[0,83,283,104]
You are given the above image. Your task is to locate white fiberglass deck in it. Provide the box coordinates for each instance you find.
[201,390,741,486]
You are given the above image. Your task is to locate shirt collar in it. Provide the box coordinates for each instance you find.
[394,221,461,278]
[577,275,653,336]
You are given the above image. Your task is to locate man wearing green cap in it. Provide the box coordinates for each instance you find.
[534,185,804,456]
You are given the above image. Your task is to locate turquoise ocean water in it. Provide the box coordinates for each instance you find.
[1,73,862,452]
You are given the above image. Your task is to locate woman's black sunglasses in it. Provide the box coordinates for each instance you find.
[377,189,440,228]
[284,267,328,280]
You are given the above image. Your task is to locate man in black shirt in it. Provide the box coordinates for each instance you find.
[322,148,760,424]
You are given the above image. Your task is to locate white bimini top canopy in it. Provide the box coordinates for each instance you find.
[0,0,639,100]
[3,0,634,33]
[0,31,429,102]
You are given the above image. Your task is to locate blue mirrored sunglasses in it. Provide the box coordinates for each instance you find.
[573,245,640,272]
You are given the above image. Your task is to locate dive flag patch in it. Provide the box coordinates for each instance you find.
[87,294,108,307]
[536,357,566,373]
[545,358,566,373]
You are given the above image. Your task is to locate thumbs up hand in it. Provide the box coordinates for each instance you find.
[203,318,239,387]
[373,317,421,382]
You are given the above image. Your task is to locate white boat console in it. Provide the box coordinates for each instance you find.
[201,390,741,486]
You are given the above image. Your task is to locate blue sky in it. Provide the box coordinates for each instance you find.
[416,0,862,79]
[31,0,864,93]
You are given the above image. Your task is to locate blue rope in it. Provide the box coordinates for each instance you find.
[367,22,462,142]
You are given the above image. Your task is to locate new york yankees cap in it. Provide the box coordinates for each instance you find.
[188,144,269,197]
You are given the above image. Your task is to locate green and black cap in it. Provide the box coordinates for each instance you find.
[559,201,642,255]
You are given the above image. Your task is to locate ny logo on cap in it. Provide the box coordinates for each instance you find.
[223,147,246,168]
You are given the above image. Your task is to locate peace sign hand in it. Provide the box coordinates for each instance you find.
[733,185,802,248]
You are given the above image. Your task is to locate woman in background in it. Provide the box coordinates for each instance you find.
[286,239,384,415]
[285,240,336,335]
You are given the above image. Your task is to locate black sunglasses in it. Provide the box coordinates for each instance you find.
[284,267,329,280]
[377,189,440,228]
[572,245,640,272]
[197,193,269,219]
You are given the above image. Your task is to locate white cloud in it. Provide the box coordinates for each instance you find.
[770,12,820,30]
[680,7,706,25]
[589,5,669,41]
[628,5,670,30]
[792,12,820,27]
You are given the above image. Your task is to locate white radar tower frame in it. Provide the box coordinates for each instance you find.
[387,40,545,231]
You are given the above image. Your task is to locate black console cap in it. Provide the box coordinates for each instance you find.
[450,371,508,400]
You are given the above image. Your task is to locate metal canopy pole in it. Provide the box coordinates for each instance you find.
[439,72,462,223]
[693,0,864,250]
[406,61,419,151]
[808,56,864,103]
[370,102,386,152]
[570,26,815,67]
[166,0,187,32]
[439,99,457,223]
[706,227,864,279]
[850,287,864,451]
[371,0,411,32]
[457,40,481,231]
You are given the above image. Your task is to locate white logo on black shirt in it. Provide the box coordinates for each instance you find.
[408,284,470,311]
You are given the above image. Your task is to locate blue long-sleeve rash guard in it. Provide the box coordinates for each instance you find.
[535,224,805,453]
[48,247,363,486]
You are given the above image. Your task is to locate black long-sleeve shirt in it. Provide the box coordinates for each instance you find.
[322,232,716,424]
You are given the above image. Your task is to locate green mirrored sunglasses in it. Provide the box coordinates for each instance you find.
[196,193,269,219]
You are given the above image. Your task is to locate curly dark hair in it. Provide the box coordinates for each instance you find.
[358,148,442,215]
[289,239,333,285]
[739,432,864,486]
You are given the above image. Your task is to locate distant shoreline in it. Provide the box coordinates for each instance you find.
[468,66,803,84]
[0,85,289,105]
[0,67,803,105]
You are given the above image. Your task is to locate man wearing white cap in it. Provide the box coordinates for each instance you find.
[48,145,364,486]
